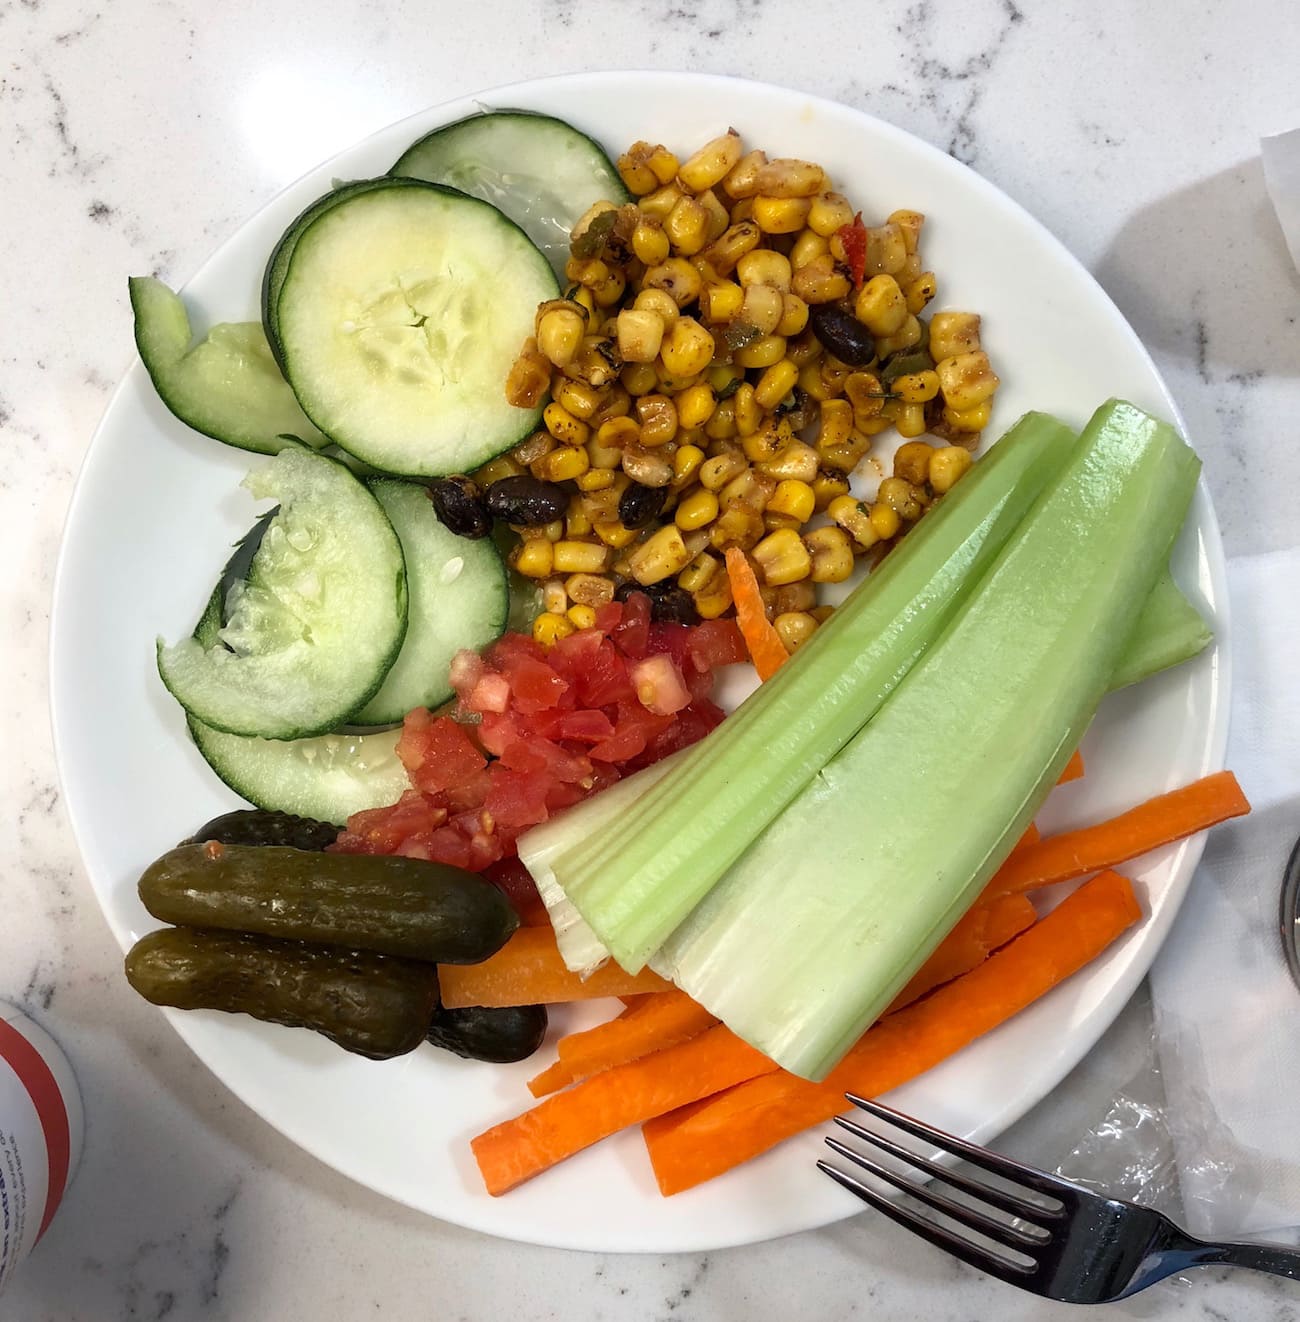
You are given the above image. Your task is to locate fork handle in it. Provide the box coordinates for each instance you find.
[1184,1237,1300,1281]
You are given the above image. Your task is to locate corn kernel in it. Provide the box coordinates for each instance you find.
[753,195,812,234]
[804,525,855,583]
[679,130,744,191]
[759,441,820,483]
[620,361,659,396]
[698,188,734,243]
[732,382,762,437]
[936,350,1000,412]
[896,403,927,437]
[943,401,992,433]
[751,527,812,585]
[593,519,638,548]
[672,443,706,485]
[739,283,784,335]
[904,272,938,315]
[532,611,574,646]
[665,194,710,255]
[659,317,716,378]
[863,223,908,277]
[565,573,615,607]
[703,397,738,440]
[734,333,787,369]
[543,401,590,447]
[629,215,670,264]
[589,383,631,424]
[693,571,734,618]
[827,494,879,550]
[929,311,982,361]
[789,228,830,270]
[540,577,568,615]
[594,416,639,456]
[853,275,908,337]
[551,539,610,574]
[635,393,679,447]
[753,158,826,198]
[554,377,604,420]
[639,182,683,221]
[514,538,554,577]
[642,257,702,308]
[616,143,659,196]
[540,445,590,483]
[816,398,854,451]
[776,294,809,338]
[721,149,767,198]
[735,249,792,291]
[752,359,799,412]
[709,503,765,551]
[475,454,526,485]
[892,441,934,486]
[698,279,744,323]
[742,420,785,463]
[874,314,923,357]
[591,267,626,308]
[576,467,615,492]
[620,443,675,487]
[767,479,816,524]
[675,488,720,531]
[791,253,850,304]
[511,429,553,467]
[774,611,818,652]
[808,189,854,235]
[505,338,552,409]
[678,550,721,593]
[565,499,593,537]
[891,370,940,405]
[699,450,747,490]
[811,470,850,510]
[616,309,666,365]
[786,329,822,367]
[929,445,974,493]
[878,476,924,522]
[869,501,901,540]
[564,604,597,630]
[676,382,717,430]
[628,524,693,584]
[536,306,586,368]
[701,221,762,276]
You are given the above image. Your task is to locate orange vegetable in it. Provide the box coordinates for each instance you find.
[884,892,1036,1014]
[472,1024,772,1195]
[643,870,1142,1196]
[527,990,718,1098]
[724,546,789,681]
[438,927,671,1008]
[987,770,1250,899]
[1058,748,1085,784]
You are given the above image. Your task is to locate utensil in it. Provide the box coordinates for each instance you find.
[1278,832,1300,993]
[820,1094,1300,1301]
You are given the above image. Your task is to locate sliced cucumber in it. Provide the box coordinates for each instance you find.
[129,276,329,455]
[390,110,629,275]
[260,177,430,369]
[351,480,508,726]
[187,718,408,825]
[157,449,407,739]
[276,180,557,477]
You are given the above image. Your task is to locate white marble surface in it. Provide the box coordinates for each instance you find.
[3,0,1299,1317]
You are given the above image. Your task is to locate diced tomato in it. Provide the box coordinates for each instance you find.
[688,618,747,669]
[553,708,616,743]
[448,649,484,702]
[836,212,867,290]
[594,600,623,633]
[403,715,487,795]
[465,670,511,714]
[573,637,634,707]
[611,591,651,658]
[630,653,692,715]
[501,652,569,713]
[485,765,551,833]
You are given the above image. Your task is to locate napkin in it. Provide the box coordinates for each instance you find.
[1148,543,1300,1237]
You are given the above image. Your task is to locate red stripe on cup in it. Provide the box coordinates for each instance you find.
[0,1017,71,1242]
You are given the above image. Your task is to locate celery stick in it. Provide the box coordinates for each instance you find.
[1111,569,1211,689]
[656,400,1200,1081]
[550,413,1075,972]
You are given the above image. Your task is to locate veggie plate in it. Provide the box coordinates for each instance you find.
[50,71,1229,1253]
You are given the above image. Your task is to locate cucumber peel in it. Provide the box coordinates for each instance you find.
[129,276,329,455]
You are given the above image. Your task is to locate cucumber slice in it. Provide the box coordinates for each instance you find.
[129,276,329,455]
[187,718,408,825]
[276,181,557,477]
[260,177,431,369]
[351,480,509,726]
[157,449,407,739]
[390,110,629,275]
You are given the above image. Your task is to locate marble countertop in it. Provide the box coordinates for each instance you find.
[4,1,1299,1316]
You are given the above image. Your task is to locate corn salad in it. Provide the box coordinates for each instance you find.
[498,129,1001,650]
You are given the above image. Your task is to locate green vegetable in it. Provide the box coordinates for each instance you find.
[124,927,439,1060]
[427,1003,548,1063]
[182,808,338,851]
[654,399,1200,1080]
[1111,569,1211,690]
[541,412,1076,973]
[138,844,518,964]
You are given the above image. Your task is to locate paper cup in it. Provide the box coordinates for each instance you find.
[0,1004,84,1292]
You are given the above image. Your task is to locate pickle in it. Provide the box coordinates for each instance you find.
[125,927,439,1060]
[139,844,518,963]
[427,1002,548,1063]
[182,808,338,851]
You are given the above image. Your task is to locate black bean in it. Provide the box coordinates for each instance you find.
[483,475,570,526]
[615,579,699,625]
[618,481,669,529]
[427,476,490,539]
[809,305,876,366]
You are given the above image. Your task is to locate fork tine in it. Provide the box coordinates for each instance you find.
[818,1160,1035,1281]
[831,1115,1059,1227]
[824,1136,1049,1251]
[845,1094,1072,1205]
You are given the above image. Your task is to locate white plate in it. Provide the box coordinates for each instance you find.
[50,71,1229,1253]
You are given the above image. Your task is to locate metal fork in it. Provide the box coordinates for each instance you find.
[818,1094,1300,1302]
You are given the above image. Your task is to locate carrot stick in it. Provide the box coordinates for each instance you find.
[987,770,1250,899]
[438,927,671,1008]
[724,547,789,681]
[884,892,1037,1014]
[472,1024,772,1195]
[527,991,718,1098]
[643,870,1142,1196]
[1057,748,1085,784]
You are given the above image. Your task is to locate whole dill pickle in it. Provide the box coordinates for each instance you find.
[138,844,517,963]
[426,1002,548,1063]
[125,927,439,1060]
[182,808,339,851]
